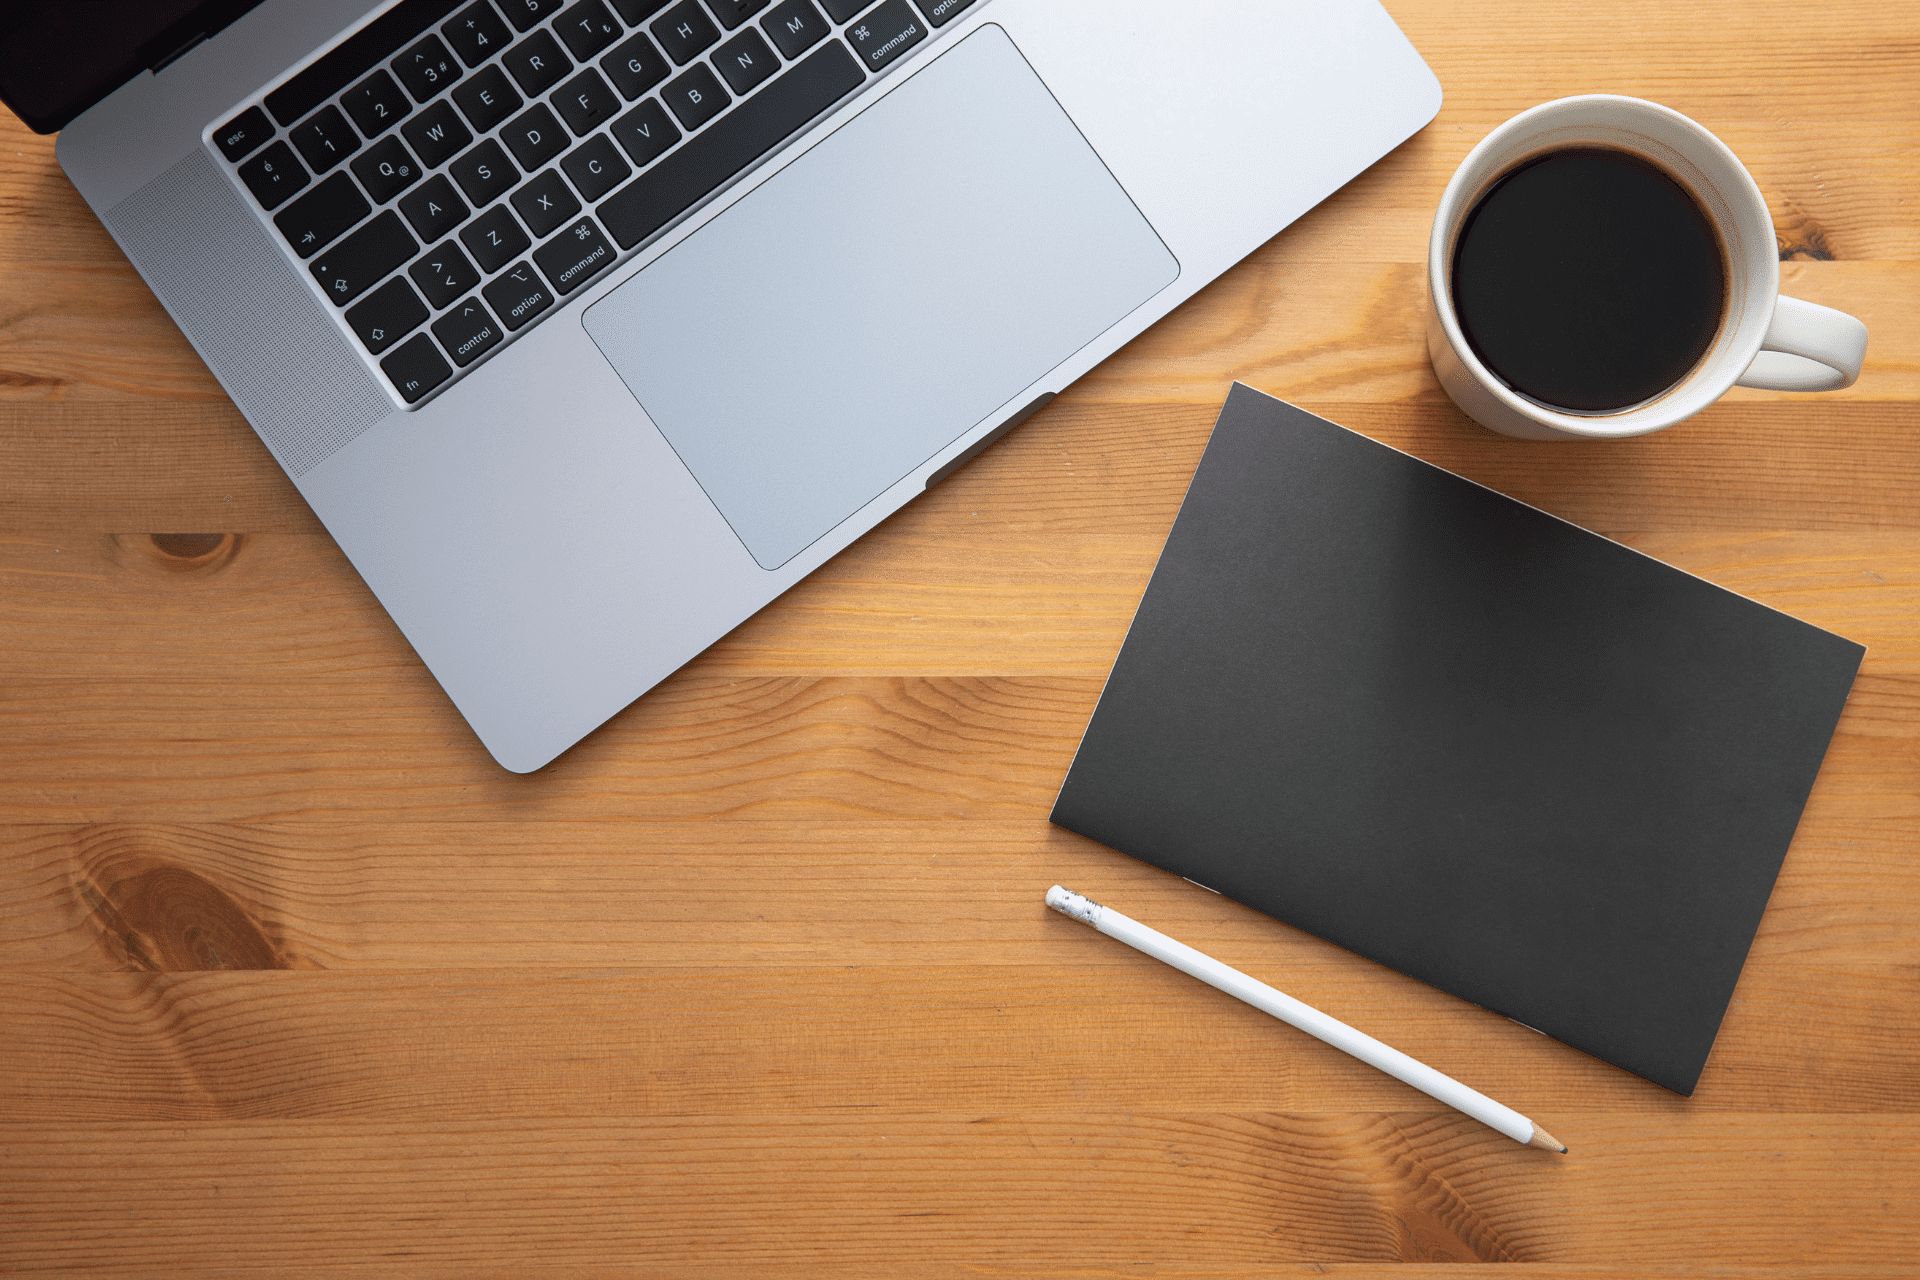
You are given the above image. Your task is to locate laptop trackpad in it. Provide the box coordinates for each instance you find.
[582,24,1178,570]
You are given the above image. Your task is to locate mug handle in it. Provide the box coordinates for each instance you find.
[1736,295,1869,392]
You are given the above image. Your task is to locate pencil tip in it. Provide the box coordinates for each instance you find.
[1524,1125,1566,1153]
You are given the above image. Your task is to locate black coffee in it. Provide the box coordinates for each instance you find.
[1451,146,1726,412]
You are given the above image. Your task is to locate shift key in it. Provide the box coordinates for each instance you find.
[310,211,418,305]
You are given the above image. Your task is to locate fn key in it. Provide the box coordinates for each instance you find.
[380,333,452,403]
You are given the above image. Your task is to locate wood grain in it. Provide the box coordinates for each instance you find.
[2,1116,1915,1272]
[2,0,1916,1274]
[2,956,1914,1119]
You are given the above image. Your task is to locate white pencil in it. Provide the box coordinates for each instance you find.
[1045,885,1566,1153]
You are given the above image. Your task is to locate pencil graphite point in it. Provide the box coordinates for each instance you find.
[1525,1126,1568,1154]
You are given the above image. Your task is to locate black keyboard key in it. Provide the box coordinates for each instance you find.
[290,105,360,174]
[453,64,525,132]
[444,0,513,67]
[714,28,777,94]
[402,100,475,168]
[601,32,670,99]
[393,34,464,102]
[761,0,827,59]
[342,69,412,139]
[483,260,557,329]
[911,0,972,27]
[598,40,858,248]
[501,0,564,31]
[266,0,462,126]
[237,141,311,209]
[450,139,520,205]
[381,333,453,402]
[550,68,617,136]
[501,103,570,169]
[534,216,615,293]
[610,0,670,21]
[351,135,424,203]
[511,168,583,236]
[706,0,770,29]
[432,296,505,366]
[214,106,273,161]
[556,0,622,58]
[310,210,418,305]
[461,204,532,272]
[503,29,572,96]
[651,1,719,63]
[819,0,867,19]
[410,241,483,308]
[846,0,922,72]
[399,174,472,242]
[346,276,430,353]
[610,98,680,166]
[562,133,633,200]
[662,64,728,129]
[274,172,370,257]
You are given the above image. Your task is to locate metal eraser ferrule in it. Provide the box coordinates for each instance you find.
[1045,884,1103,926]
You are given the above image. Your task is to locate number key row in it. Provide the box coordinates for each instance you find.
[238,16,685,223]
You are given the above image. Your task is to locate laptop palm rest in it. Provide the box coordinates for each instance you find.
[582,23,1178,570]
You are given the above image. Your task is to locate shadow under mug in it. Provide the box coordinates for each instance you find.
[1426,95,1869,441]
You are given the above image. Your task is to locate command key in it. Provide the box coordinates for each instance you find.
[534,217,616,295]
[848,0,926,73]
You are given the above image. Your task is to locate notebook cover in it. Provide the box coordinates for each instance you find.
[1050,384,1864,1095]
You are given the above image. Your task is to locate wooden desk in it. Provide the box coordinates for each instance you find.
[3,2,1915,1273]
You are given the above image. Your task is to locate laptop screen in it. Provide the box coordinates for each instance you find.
[0,0,264,133]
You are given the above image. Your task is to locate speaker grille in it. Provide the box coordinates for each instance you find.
[103,149,390,477]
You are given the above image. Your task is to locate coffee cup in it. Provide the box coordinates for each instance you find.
[1426,95,1868,441]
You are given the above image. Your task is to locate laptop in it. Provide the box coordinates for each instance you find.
[5,0,1441,771]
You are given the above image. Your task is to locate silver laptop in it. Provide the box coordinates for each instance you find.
[21,0,1440,771]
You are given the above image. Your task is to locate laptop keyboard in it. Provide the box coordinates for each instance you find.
[211,0,979,407]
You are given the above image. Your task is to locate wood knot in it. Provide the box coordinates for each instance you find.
[1391,1203,1517,1263]
[120,532,244,575]
[1775,207,1836,261]
[0,368,73,392]
[78,856,289,971]
[151,533,226,559]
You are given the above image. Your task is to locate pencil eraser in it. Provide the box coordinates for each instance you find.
[1045,885,1100,924]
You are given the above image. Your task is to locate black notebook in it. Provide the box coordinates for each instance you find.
[1051,385,1864,1094]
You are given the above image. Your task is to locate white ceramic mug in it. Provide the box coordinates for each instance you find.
[1426,95,1869,441]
